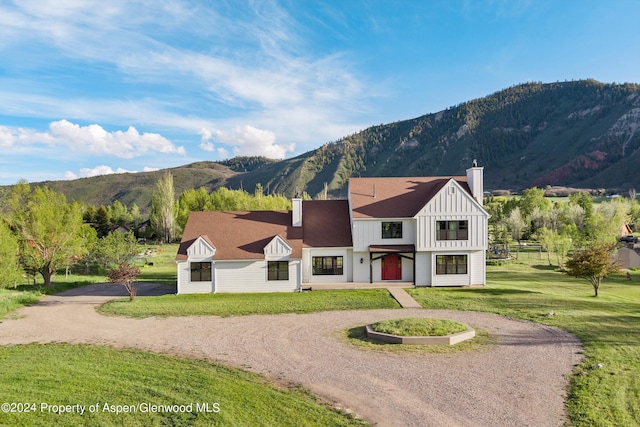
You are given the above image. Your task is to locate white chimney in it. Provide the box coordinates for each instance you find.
[466,161,484,206]
[292,198,303,227]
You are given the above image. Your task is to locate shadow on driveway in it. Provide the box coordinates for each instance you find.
[55,282,176,298]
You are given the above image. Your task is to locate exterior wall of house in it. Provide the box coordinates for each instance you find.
[302,248,351,283]
[415,181,488,251]
[351,218,416,252]
[469,250,486,285]
[215,259,301,293]
[176,260,215,294]
[351,251,414,282]
[414,252,432,287]
[352,251,370,282]
[428,250,486,287]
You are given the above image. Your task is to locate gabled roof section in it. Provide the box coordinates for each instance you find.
[176,211,303,261]
[185,235,216,258]
[417,178,490,217]
[264,235,293,259]
[349,176,473,218]
[302,200,352,247]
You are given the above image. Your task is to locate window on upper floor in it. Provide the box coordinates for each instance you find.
[190,262,212,282]
[267,261,289,281]
[436,220,468,241]
[436,255,468,275]
[312,256,344,275]
[382,221,402,239]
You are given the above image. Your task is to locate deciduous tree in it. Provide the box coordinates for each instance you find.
[564,243,620,296]
[8,183,92,286]
[0,219,22,288]
[93,231,139,268]
[106,262,140,301]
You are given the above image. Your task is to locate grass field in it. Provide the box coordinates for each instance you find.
[2,244,639,426]
[0,344,366,426]
[408,262,640,427]
[99,289,400,317]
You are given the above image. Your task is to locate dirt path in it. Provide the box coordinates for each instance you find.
[0,284,583,427]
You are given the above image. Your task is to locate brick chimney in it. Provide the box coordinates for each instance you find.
[466,160,484,206]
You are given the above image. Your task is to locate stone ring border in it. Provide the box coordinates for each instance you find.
[365,323,476,345]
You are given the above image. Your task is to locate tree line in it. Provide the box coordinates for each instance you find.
[0,172,297,289]
[485,187,639,295]
[1,174,637,296]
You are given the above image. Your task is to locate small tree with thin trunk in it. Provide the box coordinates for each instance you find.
[564,243,620,296]
[107,262,140,301]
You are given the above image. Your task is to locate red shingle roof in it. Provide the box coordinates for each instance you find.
[301,200,352,247]
[348,176,471,218]
[176,200,353,261]
[177,211,303,260]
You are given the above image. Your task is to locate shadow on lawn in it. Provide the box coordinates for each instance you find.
[474,288,541,296]
[531,264,562,272]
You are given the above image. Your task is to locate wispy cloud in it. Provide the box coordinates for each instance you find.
[0,0,373,157]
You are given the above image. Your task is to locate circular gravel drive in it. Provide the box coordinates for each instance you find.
[0,283,583,427]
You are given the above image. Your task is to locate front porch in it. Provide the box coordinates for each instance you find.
[300,281,415,291]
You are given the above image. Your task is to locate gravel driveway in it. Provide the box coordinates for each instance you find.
[0,283,583,427]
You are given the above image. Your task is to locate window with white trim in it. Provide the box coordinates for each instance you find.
[267,261,289,281]
[382,222,402,239]
[436,220,468,240]
[312,256,343,275]
[435,255,468,275]
[190,262,212,282]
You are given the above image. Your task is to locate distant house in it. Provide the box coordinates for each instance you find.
[109,225,132,234]
[616,247,640,270]
[175,165,490,293]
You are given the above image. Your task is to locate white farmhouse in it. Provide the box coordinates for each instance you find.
[175,165,489,293]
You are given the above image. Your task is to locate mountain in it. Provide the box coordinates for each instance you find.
[7,80,640,209]
[230,79,640,198]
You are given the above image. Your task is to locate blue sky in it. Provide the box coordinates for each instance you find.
[1,0,638,185]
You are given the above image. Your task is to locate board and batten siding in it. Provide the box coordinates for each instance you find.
[187,237,216,258]
[351,219,415,252]
[263,235,292,260]
[415,180,489,251]
[215,259,300,293]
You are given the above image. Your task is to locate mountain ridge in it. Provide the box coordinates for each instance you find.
[5,79,639,209]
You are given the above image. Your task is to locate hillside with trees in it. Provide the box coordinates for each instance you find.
[3,80,639,208]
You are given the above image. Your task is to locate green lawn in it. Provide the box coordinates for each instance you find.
[0,344,366,427]
[370,317,467,336]
[0,244,178,320]
[99,289,400,317]
[407,262,640,427]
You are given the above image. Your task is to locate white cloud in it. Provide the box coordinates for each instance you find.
[143,166,159,172]
[199,142,215,152]
[0,120,186,158]
[0,1,373,157]
[214,125,294,159]
[64,164,137,180]
[217,147,229,158]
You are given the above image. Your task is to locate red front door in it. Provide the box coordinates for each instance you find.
[382,254,402,280]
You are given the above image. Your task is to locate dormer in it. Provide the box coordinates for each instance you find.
[186,235,216,258]
[263,235,292,260]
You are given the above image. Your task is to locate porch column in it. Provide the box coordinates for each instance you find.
[369,251,373,283]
